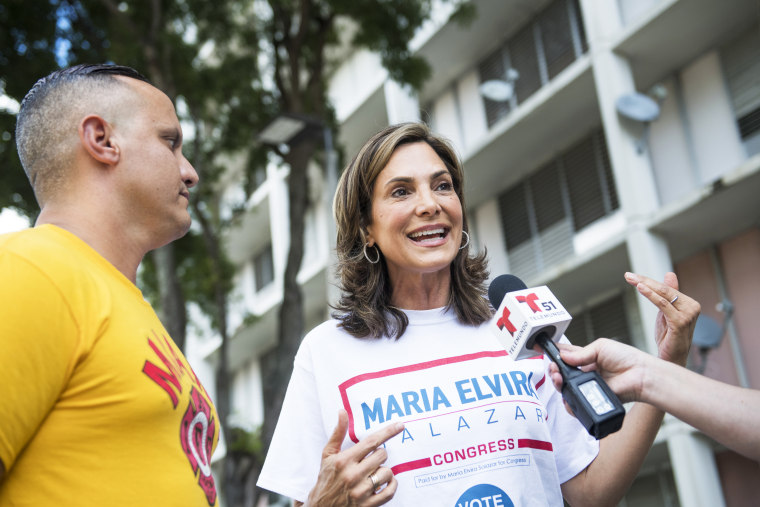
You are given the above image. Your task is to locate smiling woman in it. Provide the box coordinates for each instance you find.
[332,123,491,340]
[256,122,700,507]
[256,123,600,506]
[366,143,463,299]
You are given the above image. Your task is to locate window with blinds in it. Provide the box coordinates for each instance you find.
[564,294,632,347]
[253,244,274,292]
[479,48,514,128]
[722,24,760,155]
[510,24,542,104]
[478,0,587,129]
[497,130,618,279]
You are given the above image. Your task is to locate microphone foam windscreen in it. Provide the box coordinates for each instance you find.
[488,274,528,309]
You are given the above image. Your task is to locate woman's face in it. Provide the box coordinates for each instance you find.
[366,141,464,283]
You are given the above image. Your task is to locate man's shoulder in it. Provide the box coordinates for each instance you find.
[0,226,91,280]
[1,223,61,246]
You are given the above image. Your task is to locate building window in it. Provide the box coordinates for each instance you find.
[562,131,618,230]
[498,130,618,279]
[565,294,632,348]
[478,0,588,128]
[722,24,760,155]
[253,244,274,292]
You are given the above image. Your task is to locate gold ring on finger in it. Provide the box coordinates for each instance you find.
[369,473,380,494]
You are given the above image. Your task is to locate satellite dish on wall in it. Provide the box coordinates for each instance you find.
[690,302,733,374]
[615,92,662,153]
[693,314,724,349]
[615,92,660,123]
[479,69,520,103]
[479,79,515,102]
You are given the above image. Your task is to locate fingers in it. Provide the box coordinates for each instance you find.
[556,341,598,368]
[548,362,563,392]
[313,414,403,506]
[547,358,576,418]
[366,472,398,506]
[342,418,405,499]
[663,271,678,291]
[322,409,349,458]
[624,272,700,318]
[347,420,405,463]
[625,271,678,305]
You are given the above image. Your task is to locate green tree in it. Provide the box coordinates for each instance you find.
[0,1,473,504]
[247,2,474,504]
[1,1,273,503]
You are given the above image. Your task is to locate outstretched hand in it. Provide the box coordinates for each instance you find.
[303,410,404,507]
[549,339,652,404]
[549,272,700,411]
[623,272,700,366]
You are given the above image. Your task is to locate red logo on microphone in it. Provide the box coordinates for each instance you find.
[516,293,541,313]
[496,306,517,335]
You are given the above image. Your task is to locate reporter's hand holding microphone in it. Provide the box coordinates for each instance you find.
[548,270,700,402]
[547,273,760,462]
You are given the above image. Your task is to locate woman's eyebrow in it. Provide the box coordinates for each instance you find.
[383,176,413,187]
[383,170,450,187]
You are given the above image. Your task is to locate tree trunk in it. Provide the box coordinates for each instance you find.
[255,139,316,505]
[191,210,232,504]
[152,243,187,350]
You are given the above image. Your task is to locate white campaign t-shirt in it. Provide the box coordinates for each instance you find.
[258,308,598,506]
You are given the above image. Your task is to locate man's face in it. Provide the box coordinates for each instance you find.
[113,77,199,248]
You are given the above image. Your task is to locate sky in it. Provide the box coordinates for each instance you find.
[0,208,30,234]
[0,92,27,234]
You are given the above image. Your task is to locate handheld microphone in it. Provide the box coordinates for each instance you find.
[488,274,626,439]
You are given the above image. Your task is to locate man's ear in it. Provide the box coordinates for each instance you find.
[79,114,120,165]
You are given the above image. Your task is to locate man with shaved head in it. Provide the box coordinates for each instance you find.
[0,64,219,506]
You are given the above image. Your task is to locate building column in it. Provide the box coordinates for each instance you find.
[268,162,290,291]
[666,422,726,507]
[383,80,420,124]
[579,0,726,505]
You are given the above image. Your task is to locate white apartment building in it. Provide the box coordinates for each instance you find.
[190,0,760,504]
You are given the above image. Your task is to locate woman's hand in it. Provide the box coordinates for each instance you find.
[624,271,700,366]
[303,410,404,506]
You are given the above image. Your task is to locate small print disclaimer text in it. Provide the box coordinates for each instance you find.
[414,455,530,488]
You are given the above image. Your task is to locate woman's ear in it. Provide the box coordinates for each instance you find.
[79,114,120,165]
[362,227,374,247]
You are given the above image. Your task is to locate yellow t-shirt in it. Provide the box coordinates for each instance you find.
[0,225,219,506]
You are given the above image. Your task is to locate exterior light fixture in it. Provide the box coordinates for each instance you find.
[258,115,308,146]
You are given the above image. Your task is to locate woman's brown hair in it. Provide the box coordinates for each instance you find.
[332,122,491,339]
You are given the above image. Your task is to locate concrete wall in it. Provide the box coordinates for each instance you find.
[617,0,663,26]
[714,451,760,507]
[328,49,387,123]
[680,51,745,185]
[676,227,760,389]
[430,87,462,149]
[719,227,760,389]
[676,250,740,386]
[647,76,697,205]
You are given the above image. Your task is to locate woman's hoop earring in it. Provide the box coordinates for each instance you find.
[459,231,470,251]
[363,243,380,264]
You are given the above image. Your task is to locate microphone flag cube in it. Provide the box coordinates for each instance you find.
[491,285,572,360]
